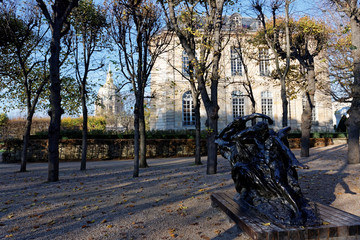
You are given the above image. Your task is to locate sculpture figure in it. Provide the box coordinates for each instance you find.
[216,113,320,226]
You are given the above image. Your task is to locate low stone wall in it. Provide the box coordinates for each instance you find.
[2,137,347,163]
[2,139,208,163]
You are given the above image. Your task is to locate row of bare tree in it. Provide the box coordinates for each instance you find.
[0,0,359,182]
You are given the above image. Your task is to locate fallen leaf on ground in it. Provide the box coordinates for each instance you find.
[48,220,56,226]
[4,200,14,205]
[8,226,19,233]
[200,235,210,240]
[168,228,177,238]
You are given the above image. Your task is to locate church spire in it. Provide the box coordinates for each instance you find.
[106,63,113,84]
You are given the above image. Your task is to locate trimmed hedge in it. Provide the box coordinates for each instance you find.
[30,129,348,140]
[31,129,209,140]
[287,132,348,139]
[0,113,8,126]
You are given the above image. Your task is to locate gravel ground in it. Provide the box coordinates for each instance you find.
[0,144,359,240]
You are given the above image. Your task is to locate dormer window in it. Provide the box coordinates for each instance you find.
[230,14,242,29]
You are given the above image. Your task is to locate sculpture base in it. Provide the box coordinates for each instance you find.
[211,192,360,240]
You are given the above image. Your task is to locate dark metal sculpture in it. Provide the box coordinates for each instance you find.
[216,113,320,226]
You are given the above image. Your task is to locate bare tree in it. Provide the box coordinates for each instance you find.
[109,0,172,177]
[230,29,257,118]
[329,0,360,164]
[327,30,352,103]
[70,0,107,171]
[253,2,329,157]
[252,0,293,127]
[0,2,49,172]
[36,0,79,182]
[160,0,226,174]
[164,26,202,165]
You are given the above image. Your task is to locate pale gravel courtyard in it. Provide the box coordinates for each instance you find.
[0,144,359,240]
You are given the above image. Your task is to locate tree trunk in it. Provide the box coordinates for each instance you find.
[133,101,140,177]
[300,104,311,157]
[20,113,34,172]
[205,3,222,174]
[300,67,315,157]
[346,15,360,164]
[48,23,62,182]
[347,122,360,164]
[139,95,148,168]
[206,109,218,174]
[250,99,256,126]
[281,76,289,127]
[194,97,202,165]
[80,83,88,171]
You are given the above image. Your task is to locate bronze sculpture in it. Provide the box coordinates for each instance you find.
[216,113,320,226]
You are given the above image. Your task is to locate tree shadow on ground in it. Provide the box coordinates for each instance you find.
[296,144,357,206]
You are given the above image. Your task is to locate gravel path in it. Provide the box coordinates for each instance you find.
[0,144,359,240]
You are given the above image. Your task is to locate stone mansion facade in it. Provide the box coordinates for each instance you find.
[149,14,334,132]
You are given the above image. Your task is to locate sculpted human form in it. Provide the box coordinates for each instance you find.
[216,113,320,226]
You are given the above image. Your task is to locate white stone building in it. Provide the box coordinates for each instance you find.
[95,65,124,130]
[149,14,334,132]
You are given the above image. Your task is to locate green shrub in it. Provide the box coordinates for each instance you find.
[312,132,321,138]
[287,132,348,139]
[61,116,106,131]
[288,132,301,138]
[336,132,348,138]
[0,113,9,126]
[88,116,106,131]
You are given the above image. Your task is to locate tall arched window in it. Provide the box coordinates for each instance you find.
[182,50,189,76]
[183,91,195,126]
[259,48,270,76]
[261,91,273,117]
[232,90,245,119]
[302,94,317,122]
[231,47,242,76]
